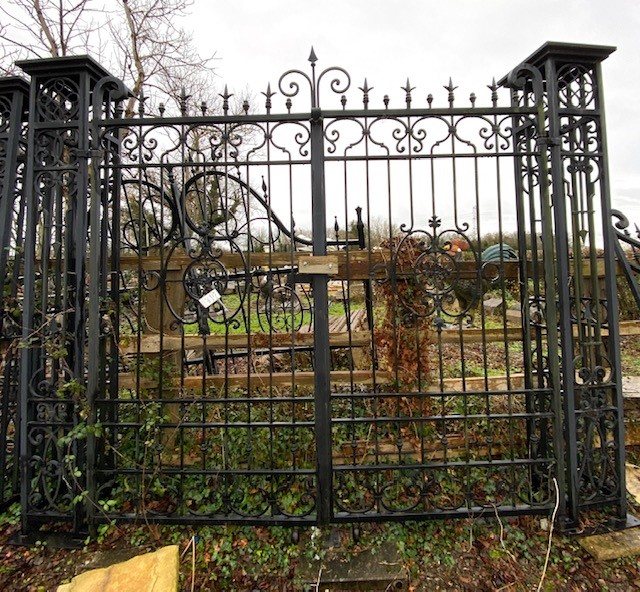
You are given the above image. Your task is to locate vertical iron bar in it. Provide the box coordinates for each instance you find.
[595,61,627,521]
[18,69,39,535]
[545,57,580,527]
[310,106,332,524]
[0,79,28,509]
[535,100,568,523]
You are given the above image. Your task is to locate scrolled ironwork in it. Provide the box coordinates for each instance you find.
[4,42,626,533]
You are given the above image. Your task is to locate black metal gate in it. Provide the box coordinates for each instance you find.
[0,42,628,535]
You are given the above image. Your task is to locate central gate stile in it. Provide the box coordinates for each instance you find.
[6,42,628,536]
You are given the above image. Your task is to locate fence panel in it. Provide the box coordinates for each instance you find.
[0,42,627,535]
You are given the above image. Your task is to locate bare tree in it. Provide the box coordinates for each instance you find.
[0,0,216,113]
[109,0,216,116]
[0,0,104,72]
[0,0,268,247]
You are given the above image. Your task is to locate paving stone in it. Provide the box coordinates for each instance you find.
[57,545,178,592]
[579,528,640,561]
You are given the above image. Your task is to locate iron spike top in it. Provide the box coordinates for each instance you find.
[444,77,458,106]
[402,78,415,107]
[308,46,318,65]
[179,86,191,116]
[261,82,275,99]
[219,84,233,114]
[261,82,275,113]
[359,78,373,108]
[137,88,146,116]
[427,93,433,107]
[488,77,499,106]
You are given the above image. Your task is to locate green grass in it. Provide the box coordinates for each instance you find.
[184,292,361,336]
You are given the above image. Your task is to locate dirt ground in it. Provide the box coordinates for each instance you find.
[2,504,640,591]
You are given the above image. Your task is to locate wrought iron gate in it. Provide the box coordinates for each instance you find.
[0,42,628,535]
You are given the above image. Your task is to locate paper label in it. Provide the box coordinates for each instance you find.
[198,288,221,309]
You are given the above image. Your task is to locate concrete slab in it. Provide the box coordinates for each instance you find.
[579,528,640,561]
[56,545,179,592]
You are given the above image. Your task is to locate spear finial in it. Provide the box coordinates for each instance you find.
[262,82,275,113]
[444,77,458,106]
[359,78,373,108]
[219,84,233,114]
[402,77,415,107]
[179,86,191,116]
[488,77,499,107]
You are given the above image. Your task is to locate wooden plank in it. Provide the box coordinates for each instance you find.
[439,320,640,343]
[118,369,391,390]
[333,444,507,465]
[299,254,339,275]
[438,326,524,344]
[116,370,526,392]
[117,249,520,281]
[119,330,373,354]
[426,373,526,392]
[120,321,640,354]
[619,320,640,337]
[37,250,635,280]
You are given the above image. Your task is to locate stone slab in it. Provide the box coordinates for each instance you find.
[627,464,640,505]
[297,541,407,591]
[483,297,504,314]
[57,545,179,592]
[623,376,640,399]
[579,528,640,561]
[505,308,522,322]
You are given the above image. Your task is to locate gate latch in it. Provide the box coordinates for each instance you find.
[298,255,339,275]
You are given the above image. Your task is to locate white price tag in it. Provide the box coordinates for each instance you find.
[198,288,221,309]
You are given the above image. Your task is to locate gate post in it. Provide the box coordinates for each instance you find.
[525,43,623,527]
[17,55,122,535]
[0,77,29,509]
[505,62,568,524]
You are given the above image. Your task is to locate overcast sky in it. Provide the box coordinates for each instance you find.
[185,0,640,231]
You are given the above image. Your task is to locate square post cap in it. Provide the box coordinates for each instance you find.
[16,54,117,83]
[499,41,616,86]
[0,76,30,97]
